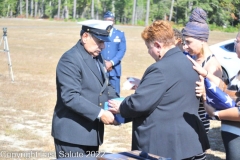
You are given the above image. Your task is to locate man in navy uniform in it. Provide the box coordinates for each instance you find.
[51,19,119,159]
[101,11,126,96]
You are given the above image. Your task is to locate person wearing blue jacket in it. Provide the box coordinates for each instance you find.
[101,11,126,96]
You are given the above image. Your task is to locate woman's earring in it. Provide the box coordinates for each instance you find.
[201,44,204,56]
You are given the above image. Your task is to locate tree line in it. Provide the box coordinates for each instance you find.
[0,0,239,27]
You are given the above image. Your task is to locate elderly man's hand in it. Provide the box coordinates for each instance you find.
[100,110,115,125]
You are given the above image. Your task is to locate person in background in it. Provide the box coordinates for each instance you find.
[51,20,118,159]
[108,20,210,160]
[173,28,191,56]
[182,7,222,133]
[101,11,127,96]
[187,31,240,160]
[173,28,184,51]
[187,58,240,121]
[181,7,222,160]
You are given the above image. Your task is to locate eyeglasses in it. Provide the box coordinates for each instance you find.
[181,40,186,45]
[234,39,240,45]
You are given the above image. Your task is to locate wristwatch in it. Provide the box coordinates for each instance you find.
[212,111,220,120]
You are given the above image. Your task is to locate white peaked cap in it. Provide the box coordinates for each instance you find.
[78,19,113,29]
[77,20,113,42]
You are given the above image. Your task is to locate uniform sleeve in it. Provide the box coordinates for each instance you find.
[57,54,101,121]
[120,66,167,118]
[111,31,126,65]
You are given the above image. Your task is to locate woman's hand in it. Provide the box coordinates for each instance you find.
[196,75,206,98]
[187,55,208,77]
[108,100,121,114]
[127,77,141,90]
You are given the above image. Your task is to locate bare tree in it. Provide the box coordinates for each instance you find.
[41,0,44,17]
[9,6,13,17]
[91,0,94,19]
[112,0,115,14]
[95,0,99,20]
[57,0,61,19]
[49,1,52,18]
[19,0,22,16]
[34,0,38,17]
[38,4,41,17]
[63,4,69,19]
[73,0,76,19]
[169,0,174,21]
[26,0,28,18]
[187,0,193,18]
[81,6,88,19]
[7,5,10,17]
[188,1,193,11]
[145,0,150,26]
[30,0,33,17]
[132,0,137,25]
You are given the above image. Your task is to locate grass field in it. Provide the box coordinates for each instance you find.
[0,18,237,160]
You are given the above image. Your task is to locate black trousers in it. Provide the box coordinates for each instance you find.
[54,138,99,159]
[221,131,240,160]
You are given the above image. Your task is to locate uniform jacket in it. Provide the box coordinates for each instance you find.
[51,41,118,146]
[101,28,126,77]
[119,47,209,160]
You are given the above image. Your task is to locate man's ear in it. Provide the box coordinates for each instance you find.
[82,32,89,43]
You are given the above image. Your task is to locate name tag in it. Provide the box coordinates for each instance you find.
[113,38,121,42]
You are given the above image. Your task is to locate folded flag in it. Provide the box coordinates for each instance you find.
[104,97,125,124]
[204,78,235,110]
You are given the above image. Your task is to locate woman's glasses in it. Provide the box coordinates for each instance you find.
[234,39,240,45]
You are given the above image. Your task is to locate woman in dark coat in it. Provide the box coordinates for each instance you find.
[108,20,209,160]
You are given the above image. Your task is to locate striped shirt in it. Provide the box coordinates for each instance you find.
[198,54,215,134]
[199,99,210,133]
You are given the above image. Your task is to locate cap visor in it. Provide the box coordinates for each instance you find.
[92,34,111,42]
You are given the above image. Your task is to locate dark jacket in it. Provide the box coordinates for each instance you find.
[52,41,118,146]
[120,47,210,160]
